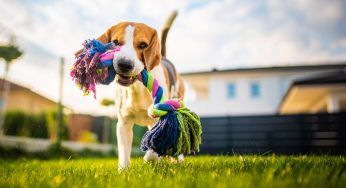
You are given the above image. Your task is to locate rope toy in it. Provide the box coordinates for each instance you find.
[138,71,202,156]
[71,39,202,156]
[70,39,119,98]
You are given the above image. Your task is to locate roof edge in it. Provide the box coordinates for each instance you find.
[181,63,346,76]
[0,78,58,105]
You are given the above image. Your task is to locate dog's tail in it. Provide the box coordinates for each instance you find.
[161,10,178,57]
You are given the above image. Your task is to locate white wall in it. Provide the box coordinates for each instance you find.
[186,70,331,116]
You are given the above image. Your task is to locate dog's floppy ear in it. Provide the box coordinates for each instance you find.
[143,30,161,71]
[74,28,112,57]
[74,48,84,57]
[97,28,112,44]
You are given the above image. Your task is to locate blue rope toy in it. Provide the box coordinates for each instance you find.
[71,39,202,157]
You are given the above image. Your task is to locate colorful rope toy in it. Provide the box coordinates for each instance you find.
[70,39,119,98]
[71,39,202,156]
[138,71,202,156]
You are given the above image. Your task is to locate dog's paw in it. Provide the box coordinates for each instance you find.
[178,154,184,163]
[169,154,184,163]
[144,150,159,162]
[118,161,130,173]
[118,164,132,173]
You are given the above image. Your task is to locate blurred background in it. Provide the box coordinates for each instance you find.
[0,0,345,158]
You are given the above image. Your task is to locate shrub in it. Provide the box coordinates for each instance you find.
[3,111,68,139]
[3,111,29,137]
[45,111,69,140]
[132,125,147,146]
[0,144,114,159]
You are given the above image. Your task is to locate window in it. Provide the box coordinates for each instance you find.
[250,82,260,98]
[227,83,236,99]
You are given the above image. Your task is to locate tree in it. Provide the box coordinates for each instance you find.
[0,44,22,63]
[0,41,23,136]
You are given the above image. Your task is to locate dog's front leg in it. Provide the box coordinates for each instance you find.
[116,119,133,170]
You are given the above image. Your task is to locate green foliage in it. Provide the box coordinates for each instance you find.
[0,43,23,63]
[45,111,69,140]
[4,111,48,138]
[3,111,68,139]
[132,125,147,146]
[0,156,345,187]
[0,144,113,160]
[0,146,26,159]
[43,143,75,159]
[3,111,27,136]
[29,113,49,138]
[100,98,115,106]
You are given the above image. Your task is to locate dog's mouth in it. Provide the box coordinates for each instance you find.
[115,73,137,86]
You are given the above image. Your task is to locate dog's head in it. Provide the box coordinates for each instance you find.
[97,22,161,86]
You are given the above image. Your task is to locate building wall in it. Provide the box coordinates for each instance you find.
[68,115,114,143]
[184,69,337,116]
[6,90,56,114]
[68,114,93,141]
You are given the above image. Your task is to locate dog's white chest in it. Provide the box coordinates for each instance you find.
[122,83,155,126]
[115,65,168,127]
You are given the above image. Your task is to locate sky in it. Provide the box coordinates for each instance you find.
[0,0,345,116]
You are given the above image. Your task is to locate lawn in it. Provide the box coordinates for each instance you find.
[1,156,345,188]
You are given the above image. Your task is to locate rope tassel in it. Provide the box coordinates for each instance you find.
[138,70,202,156]
[71,39,202,157]
[70,39,119,98]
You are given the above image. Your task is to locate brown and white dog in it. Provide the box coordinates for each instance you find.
[89,14,185,169]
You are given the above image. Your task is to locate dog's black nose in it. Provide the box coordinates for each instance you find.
[117,59,134,73]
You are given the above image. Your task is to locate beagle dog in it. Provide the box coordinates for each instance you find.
[95,21,185,169]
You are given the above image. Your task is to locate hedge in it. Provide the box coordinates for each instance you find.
[3,111,68,139]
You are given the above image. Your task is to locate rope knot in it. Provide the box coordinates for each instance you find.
[148,99,185,118]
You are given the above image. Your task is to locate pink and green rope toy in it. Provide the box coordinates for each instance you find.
[71,39,202,156]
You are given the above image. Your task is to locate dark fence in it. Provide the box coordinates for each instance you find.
[200,112,346,155]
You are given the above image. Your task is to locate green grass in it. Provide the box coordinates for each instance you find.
[1,156,345,188]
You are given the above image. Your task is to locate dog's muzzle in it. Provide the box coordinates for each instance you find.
[117,59,134,73]
[114,58,137,86]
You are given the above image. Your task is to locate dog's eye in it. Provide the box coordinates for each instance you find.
[113,39,120,45]
[138,42,148,49]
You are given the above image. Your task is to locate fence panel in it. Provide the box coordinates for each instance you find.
[199,112,346,154]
